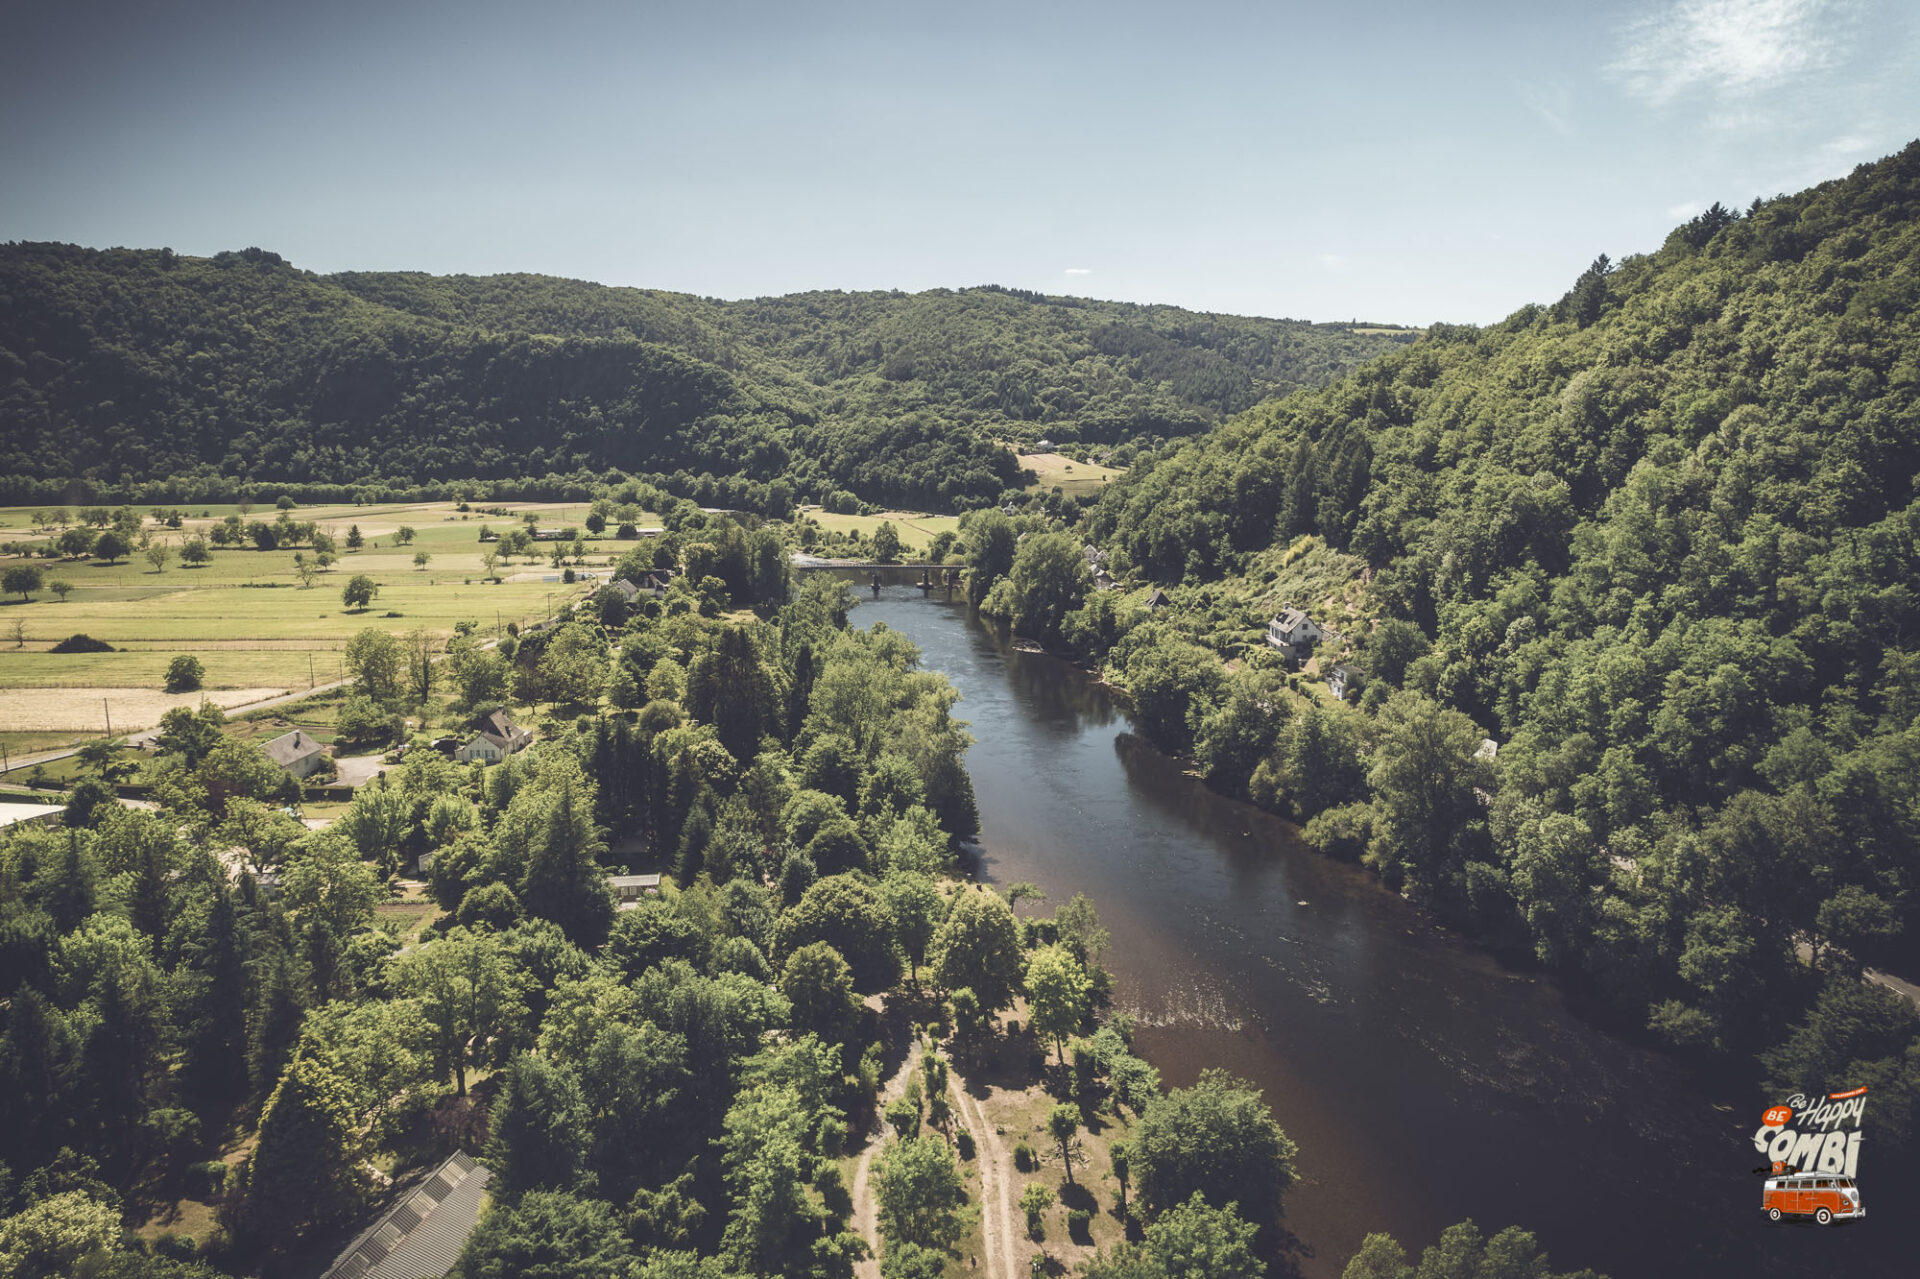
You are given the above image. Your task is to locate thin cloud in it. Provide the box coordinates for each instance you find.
[1608,0,1855,114]
[1316,253,1350,271]
[1063,267,1092,275]
[1520,81,1575,136]
[1667,199,1704,218]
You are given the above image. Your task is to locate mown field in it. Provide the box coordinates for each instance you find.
[797,508,961,556]
[0,500,609,750]
[1012,450,1125,498]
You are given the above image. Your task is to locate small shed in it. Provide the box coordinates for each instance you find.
[262,729,329,779]
[609,872,663,908]
[0,802,65,831]
[1144,588,1171,612]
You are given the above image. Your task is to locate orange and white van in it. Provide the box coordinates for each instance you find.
[1762,1172,1864,1224]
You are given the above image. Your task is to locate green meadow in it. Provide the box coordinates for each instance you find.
[0,501,612,750]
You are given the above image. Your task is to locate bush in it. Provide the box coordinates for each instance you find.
[49,633,116,653]
[955,1128,976,1160]
[1013,1140,1035,1172]
[1067,1207,1091,1241]
[164,654,205,693]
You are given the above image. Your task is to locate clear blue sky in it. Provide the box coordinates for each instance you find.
[4,0,1916,324]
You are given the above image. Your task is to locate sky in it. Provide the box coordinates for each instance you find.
[3,0,1916,325]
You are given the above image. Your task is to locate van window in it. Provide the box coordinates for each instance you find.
[1840,1179,1853,1189]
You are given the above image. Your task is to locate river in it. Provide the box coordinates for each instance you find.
[846,581,1905,1279]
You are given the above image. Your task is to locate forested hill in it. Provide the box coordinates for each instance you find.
[0,244,1412,508]
[1087,141,1920,1073]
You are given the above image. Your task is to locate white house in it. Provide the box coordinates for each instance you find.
[1266,608,1325,659]
[262,729,329,779]
[1327,663,1361,701]
[454,711,533,764]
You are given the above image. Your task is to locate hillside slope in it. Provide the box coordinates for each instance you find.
[0,246,1411,508]
[1087,141,1920,1093]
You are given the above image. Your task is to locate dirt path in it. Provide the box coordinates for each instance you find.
[850,1050,923,1279]
[949,1069,1022,1279]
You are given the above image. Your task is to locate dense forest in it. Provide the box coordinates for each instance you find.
[1026,141,1920,1133]
[0,246,1410,511]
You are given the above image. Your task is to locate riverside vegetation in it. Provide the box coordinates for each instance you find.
[965,142,1920,1160]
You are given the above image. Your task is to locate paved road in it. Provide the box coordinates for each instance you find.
[1,677,356,775]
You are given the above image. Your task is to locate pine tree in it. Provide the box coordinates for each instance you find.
[241,1049,363,1241]
[248,949,306,1102]
[519,777,613,948]
[181,889,250,1103]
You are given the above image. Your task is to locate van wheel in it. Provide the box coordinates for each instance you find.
[1816,1208,1832,1225]
[1767,1208,1782,1222]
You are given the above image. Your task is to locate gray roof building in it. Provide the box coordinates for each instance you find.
[320,1151,491,1279]
[262,729,328,778]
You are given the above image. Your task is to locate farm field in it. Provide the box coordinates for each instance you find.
[0,500,612,751]
[1010,449,1125,498]
[796,507,960,556]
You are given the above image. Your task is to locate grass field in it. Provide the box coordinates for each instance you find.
[1010,450,1126,498]
[0,500,612,750]
[797,508,960,556]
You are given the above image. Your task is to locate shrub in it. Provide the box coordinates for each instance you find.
[1013,1140,1035,1172]
[49,633,115,653]
[1067,1208,1091,1241]
[955,1128,976,1160]
[165,654,205,693]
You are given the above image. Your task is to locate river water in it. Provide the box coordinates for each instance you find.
[847,582,1905,1279]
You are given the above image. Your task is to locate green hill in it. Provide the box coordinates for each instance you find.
[1087,141,1920,1088]
[0,245,1411,509]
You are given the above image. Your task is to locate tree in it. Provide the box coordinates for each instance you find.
[344,626,404,702]
[1110,1140,1131,1219]
[164,654,203,693]
[452,1189,635,1279]
[774,874,900,993]
[780,942,863,1050]
[0,1190,122,1277]
[414,549,432,570]
[536,623,609,709]
[1026,944,1092,1065]
[395,525,416,545]
[1367,690,1487,910]
[481,545,501,578]
[874,1135,966,1253]
[391,928,528,1096]
[155,702,224,765]
[91,531,128,563]
[57,526,95,559]
[992,531,1090,645]
[4,565,43,600]
[487,1053,590,1200]
[517,773,616,948]
[240,1049,363,1241]
[1048,1104,1080,1183]
[346,524,364,550]
[965,511,1018,605]
[144,542,171,573]
[1340,1219,1602,1279]
[1019,1182,1053,1239]
[47,579,73,602]
[872,521,902,563]
[1132,1071,1296,1231]
[341,573,378,611]
[929,887,1023,1012]
[881,872,946,988]
[1129,1193,1266,1279]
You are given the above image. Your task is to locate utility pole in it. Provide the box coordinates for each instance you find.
[104,699,112,739]
[309,652,316,689]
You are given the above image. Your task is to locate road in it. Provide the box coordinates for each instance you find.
[1,676,358,775]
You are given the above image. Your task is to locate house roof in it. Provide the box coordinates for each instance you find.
[607,874,663,889]
[608,578,640,600]
[262,730,325,766]
[477,710,524,740]
[1329,663,1361,679]
[1144,588,1170,608]
[320,1151,491,1279]
[1273,608,1311,631]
